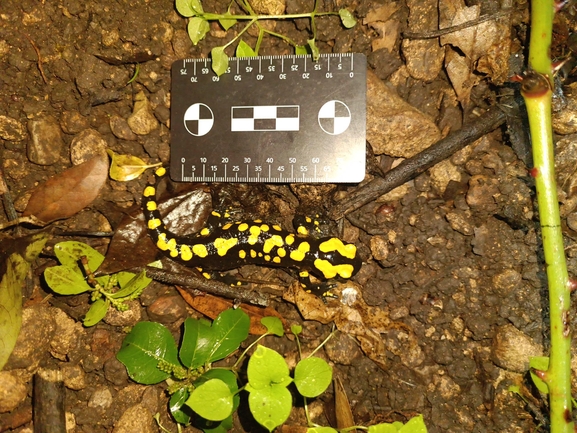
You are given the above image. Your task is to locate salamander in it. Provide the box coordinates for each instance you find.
[142,167,362,293]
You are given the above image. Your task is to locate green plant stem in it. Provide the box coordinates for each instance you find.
[201,11,338,20]
[524,1,573,432]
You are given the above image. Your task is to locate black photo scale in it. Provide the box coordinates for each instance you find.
[170,53,367,184]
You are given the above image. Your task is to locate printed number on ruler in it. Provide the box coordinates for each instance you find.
[170,53,366,183]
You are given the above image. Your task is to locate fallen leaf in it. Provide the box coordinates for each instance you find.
[0,232,50,370]
[334,377,356,430]
[107,149,161,182]
[176,287,286,335]
[23,155,109,224]
[283,282,424,370]
[370,20,400,52]
[363,2,399,25]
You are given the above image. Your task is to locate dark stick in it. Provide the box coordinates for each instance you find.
[329,105,507,220]
[33,370,66,433]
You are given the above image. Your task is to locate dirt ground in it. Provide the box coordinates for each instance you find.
[1,0,575,431]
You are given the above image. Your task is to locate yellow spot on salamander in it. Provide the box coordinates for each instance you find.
[290,241,310,262]
[297,226,309,235]
[214,237,238,256]
[143,186,156,197]
[285,234,295,245]
[203,272,211,279]
[180,244,193,261]
[273,257,281,263]
[250,250,257,258]
[192,244,208,258]
[272,225,282,231]
[258,252,263,257]
[260,224,269,232]
[254,219,262,223]
[200,227,210,236]
[263,235,284,253]
[314,259,355,279]
[238,223,249,232]
[299,270,309,278]
[277,247,286,257]
[222,223,233,230]
[170,249,178,258]
[248,225,261,245]
[148,218,162,230]
[212,211,221,218]
[155,167,166,177]
[156,233,169,251]
[146,201,157,211]
[264,255,271,261]
[319,238,357,260]
[239,250,247,259]
[305,216,312,223]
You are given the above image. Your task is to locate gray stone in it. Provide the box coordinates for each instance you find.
[127,91,158,135]
[0,371,27,413]
[27,115,64,165]
[70,128,108,165]
[0,115,26,141]
[113,404,155,433]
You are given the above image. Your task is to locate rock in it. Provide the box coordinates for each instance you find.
[5,305,56,371]
[127,91,159,135]
[88,386,113,409]
[324,332,363,365]
[0,371,27,413]
[61,364,86,390]
[366,69,440,157]
[369,235,389,261]
[0,115,26,141]
[27,115,64,165]
[465,175,499,213]
[429,159,461,195]
[60,110,90,134]
[103,357,129,386]
[50,308,83,361]
[492,324,543,372]
[492,269,522,297]
[113,404,155,433]
[103,300,141,327]
[70,128,108,165]
[146,295,188,324]
[445,211,474,236]
[109,115,137,141]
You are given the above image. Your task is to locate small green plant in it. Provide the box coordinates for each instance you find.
[44,241,152,326]
[117,309,427,432]
[175,0,357,75]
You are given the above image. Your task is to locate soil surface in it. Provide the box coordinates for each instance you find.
[1,0,575,432]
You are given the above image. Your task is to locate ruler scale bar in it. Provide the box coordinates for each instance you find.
[171,53,366,183]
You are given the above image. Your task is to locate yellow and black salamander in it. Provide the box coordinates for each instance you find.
[142,167,362,292]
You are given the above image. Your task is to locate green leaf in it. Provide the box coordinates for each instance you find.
[211,46,229,76]
[399,414,427,432]
[338,9,357,28]
[83,298,109,327]
[111,271,152,299]
[176,0,196,17]
[0,233,49,370]
[169,388,193,425]
[54,241,105,272]
[186,379,234,421]
[236,40,257,57]
[530,356,550,394]
[219,12,237,31]
[248,385,292,432]
[295,45,308,55]
[207,308,250,363]
[117,321,181,384]
[247,345,292,390]
[368,424,398,433]
[44,265,92,295]
[188,17,210,45]
[307,39,320,61]
[261,316,283,336]
[294,357,332,398]
[291,324,302,336]
[180,317,216,369]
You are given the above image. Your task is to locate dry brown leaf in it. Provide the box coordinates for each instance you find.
[363,3,399,25]
[334,377,356,430]
[370,20,400,52]
[22,154,109,224]
[176,287,286,335]
[283,281,423,370]
[445,46,479,106]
